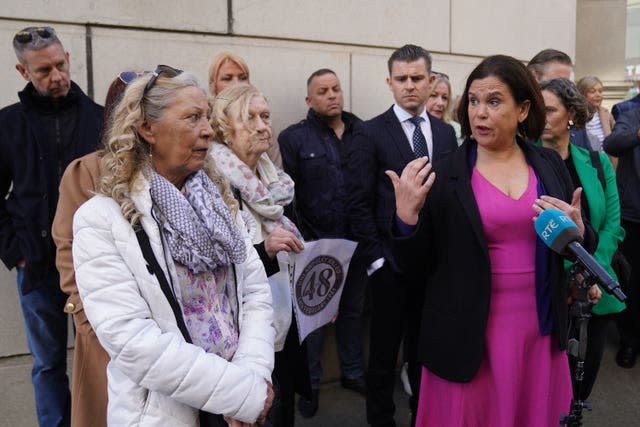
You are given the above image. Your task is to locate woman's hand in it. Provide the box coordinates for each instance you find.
[223,417,254,427]
[265,227,304,259]
[256,380,275,425]
[567,278,603,305]
[385,157,435,226]
[533,188,585,237]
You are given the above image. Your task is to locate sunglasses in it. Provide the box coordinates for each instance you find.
[143,65,183,97]
[118,71,151,85]
[14,26,55,44]
[432,71,450,80]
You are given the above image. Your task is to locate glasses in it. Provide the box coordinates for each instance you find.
[143,65,183,97]
[118,71,150,85]
[14,26,56,44]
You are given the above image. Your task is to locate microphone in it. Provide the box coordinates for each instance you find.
[534,209,626,302]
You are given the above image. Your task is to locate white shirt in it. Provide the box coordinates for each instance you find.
[393,104,434,160]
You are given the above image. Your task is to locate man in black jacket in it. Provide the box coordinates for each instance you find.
[0,26,103,426]
[346,45,457,427]
[604,108,640,368]
[279,69,366,417]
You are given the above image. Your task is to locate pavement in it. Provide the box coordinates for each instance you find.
[2,325,640,426]
[297,322,640,427]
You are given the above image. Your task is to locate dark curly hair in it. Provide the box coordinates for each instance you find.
[539,78,591,128]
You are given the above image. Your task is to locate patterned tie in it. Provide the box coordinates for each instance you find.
[408,116,428,159]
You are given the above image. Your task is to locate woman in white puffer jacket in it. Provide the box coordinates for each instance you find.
[72,67,275,427]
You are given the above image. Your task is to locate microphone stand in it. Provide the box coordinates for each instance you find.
[560,263,595,427]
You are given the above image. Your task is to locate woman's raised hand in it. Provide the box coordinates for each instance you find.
[385,157,435,226]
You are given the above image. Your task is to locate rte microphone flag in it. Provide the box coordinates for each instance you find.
[534,209,626,302]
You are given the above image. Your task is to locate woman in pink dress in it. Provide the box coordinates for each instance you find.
[387,55,601,426]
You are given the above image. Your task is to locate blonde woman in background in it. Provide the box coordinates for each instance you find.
[210,83,311,427]
[577,75,616,150]
[209,52,282,167]
[425,72,463,145]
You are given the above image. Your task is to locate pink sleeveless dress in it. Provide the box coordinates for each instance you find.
[415,166,572,427]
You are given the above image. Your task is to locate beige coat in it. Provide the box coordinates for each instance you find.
[52,151,109,427]
[598,106,616,137]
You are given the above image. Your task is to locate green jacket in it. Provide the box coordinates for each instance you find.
[570,144,626,314]
[537,141,626,314]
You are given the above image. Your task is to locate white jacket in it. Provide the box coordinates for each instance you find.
[72,173,275,426]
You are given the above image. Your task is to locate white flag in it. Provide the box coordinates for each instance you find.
[291,238,357,343]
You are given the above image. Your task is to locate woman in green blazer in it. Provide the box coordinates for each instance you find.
[539,78,625,399]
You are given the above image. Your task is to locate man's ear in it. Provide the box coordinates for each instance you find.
[137,121,155,146]
[15,63,30,81]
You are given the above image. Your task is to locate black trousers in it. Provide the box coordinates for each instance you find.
[199,411,226,427]
[271,320,311,427]
[616,220,640,350]
[366,264,422,427]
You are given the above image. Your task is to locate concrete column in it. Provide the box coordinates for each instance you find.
[575,0,629,104]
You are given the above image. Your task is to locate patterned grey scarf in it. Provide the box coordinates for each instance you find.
[149,169,247,273]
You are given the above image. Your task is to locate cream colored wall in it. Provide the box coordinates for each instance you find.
[0,0,590,360]
[1,0,579,127]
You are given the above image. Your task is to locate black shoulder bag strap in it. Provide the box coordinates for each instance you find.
[135,226,230,426]
[134,226,193,344]
[589,150,607,190]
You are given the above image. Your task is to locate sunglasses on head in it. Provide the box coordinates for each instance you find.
[14,26,55,44]
[143,65,183,97]
[118,71,151,85]
[433,71,450,80]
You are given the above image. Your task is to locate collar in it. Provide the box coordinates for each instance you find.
[392,104,430,125]
[18,81,80,113]
[306,108,357,132]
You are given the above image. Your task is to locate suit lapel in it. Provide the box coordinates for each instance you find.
[383,107,415,165]
[523,142,564,199]
[449,143,489,263]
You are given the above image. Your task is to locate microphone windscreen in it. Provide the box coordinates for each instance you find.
[534,209,581,255]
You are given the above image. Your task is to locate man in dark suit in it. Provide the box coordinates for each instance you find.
[603,108,640,368]
[612,92,640,121]
[347,44,457,427]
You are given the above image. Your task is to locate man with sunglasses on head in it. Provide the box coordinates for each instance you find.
[0,25,103,427]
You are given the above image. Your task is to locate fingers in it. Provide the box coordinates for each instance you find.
[274,228,304,253]
[588,284,602,303]
[256,380,274,425]
[265,227,305,258]
[385,170,400,190]
[571,187,583,210]
[393,158,435,226]
[402,156,432,183]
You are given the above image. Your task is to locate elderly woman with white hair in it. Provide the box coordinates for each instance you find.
[72,66,274,427]
[210,83,310,427]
